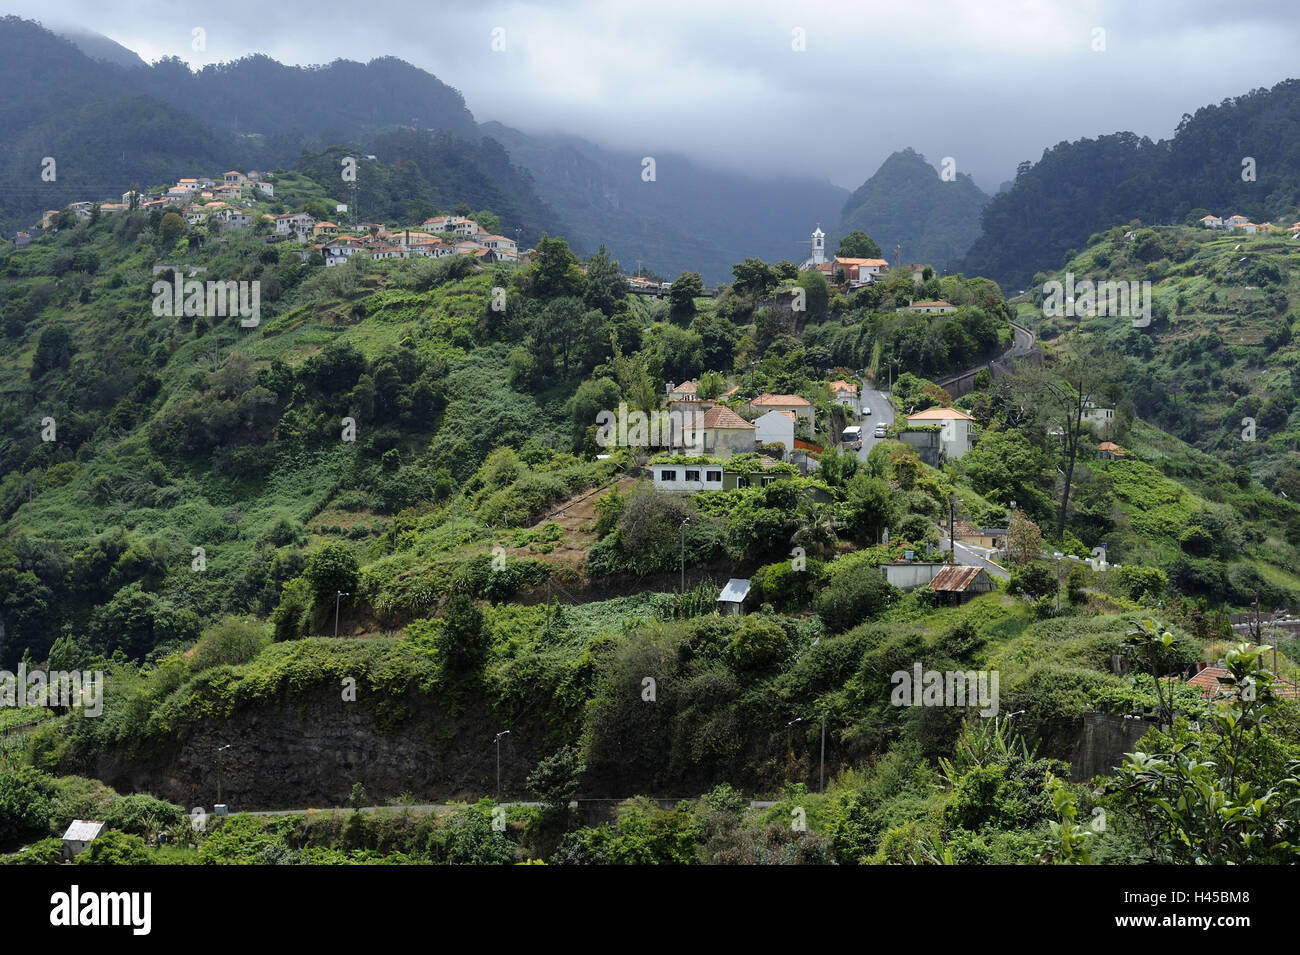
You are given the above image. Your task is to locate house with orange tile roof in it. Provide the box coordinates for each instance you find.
[1187,662,1300,700]
[749,393,814,424]
[698,405,758,455]
[904,407,975,460]
[1097,441,1130,460]
[828,379,861,414]
[669,380,700,401]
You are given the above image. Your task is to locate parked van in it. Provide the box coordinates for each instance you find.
[841,426,862,450]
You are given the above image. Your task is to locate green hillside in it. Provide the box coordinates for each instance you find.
[2,202,1298,866]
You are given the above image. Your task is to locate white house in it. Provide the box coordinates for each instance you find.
[423,216,481,237]
[1199,214,1224,229]
[902,300,959,314]
[904,407,975,460]
[323,237,366,266]
[829,379,861,414]
[1081,396,1115,429]
[650,461,727,491]
[749,393,814,425]
[275,212,316,242]
[1224,214,1250,229]
[256,181,274,196]
[223,170,247,185]
[753,409,796,455]
[62,820,105,860]
[476,234,518,257]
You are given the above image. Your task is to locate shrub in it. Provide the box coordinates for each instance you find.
[77,830,150,865]
[815,571,897,633]
[1008,562,1056,602]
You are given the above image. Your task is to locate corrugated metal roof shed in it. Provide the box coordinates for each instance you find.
[929,566,990,592]
[63,820,105,841]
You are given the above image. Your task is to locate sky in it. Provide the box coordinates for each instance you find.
[15,0,1300,193]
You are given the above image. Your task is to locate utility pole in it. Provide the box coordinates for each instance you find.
[494,731,510,799]
[819,711,826,794]
[216,744,231,806]
[948,498,956,564]
[334,591,349,638]
[680,519,690,592]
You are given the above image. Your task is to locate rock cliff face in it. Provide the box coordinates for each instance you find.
[85,689,547,811]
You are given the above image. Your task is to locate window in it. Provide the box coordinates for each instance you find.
[736,477,750,488]
[684,469,700,482]
[761,476,775,486]
[659,470,677,482]
[706,470,722,483]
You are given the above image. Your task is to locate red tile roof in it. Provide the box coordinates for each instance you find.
[702,406,754,430]
[752,393,812,407]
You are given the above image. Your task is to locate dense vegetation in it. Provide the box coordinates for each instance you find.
[2,136,1298,866]
[953,78,1300,291]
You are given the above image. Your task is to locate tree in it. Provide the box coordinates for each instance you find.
[529,235,586,299]
[1016,352,1115,541]
[159,212,185,245]
[960,430,1053,523]
[843,472,897,545]
[837,231,882,258]
[473,209,501,235]
[1006,509,1044,564]
[527,745,586,810]
[1107,642,1300,864]
[568,376,621,452]
[583,245,626,317]
[697,370,726,400]
[438,593,488,676]
[669,271,704,325]
[731,258,778,299]
[794,269,829,321]
[303,542,360,608]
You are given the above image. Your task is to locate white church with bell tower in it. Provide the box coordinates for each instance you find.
[801,225,826,269]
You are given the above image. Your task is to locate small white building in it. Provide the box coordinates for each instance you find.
[902,300,958,314]
[62,820,105,860]
[1199,214,1223,229]
[717,578,752,616]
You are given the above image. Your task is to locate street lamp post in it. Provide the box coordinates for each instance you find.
[819,711,826,794]
[1054,552,1064,611]
[788,716,827,793]
[679,519,690,592]
[216,743,231,806]
[494,730,510,800]
[334,591,349,638]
